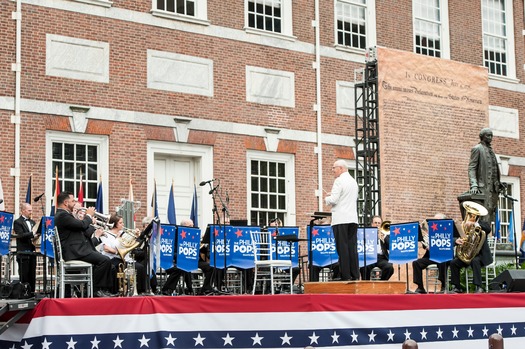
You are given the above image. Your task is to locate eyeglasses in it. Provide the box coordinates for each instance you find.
[332,166,341,169]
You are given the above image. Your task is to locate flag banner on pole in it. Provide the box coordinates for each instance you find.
[25,175,32,204]
[227,225,255,269]
[307,225,338,267]
[176,226,200,272]
[149,220,161,275]
[167,181,177,225]
[388,222,419,264]
[190,184,198,228]
[495,209,501,241]
[268,227,299,268]
[357,227,378,268]
[4,294,525,349]
[0,177,5,211]
[40,216,55,259]
[77,175,84,205]
[209,225,228,269]
[50,166,60,216]
[151,180,159,219]
[509,210,514,243]
[426,219,454,263]
[159,224,176,270]
[0,211,14,255]
[95,179,104,214]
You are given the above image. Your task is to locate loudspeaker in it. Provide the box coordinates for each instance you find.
[490,270,525,292]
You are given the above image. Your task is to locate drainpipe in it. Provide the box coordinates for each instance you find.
[313,0,323,210]
[11,0,22,216]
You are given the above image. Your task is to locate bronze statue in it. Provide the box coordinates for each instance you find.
[467,128,504,222]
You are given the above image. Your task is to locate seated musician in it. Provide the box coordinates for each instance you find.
[359,215,394,281]
[73,202,105,248]
[162,218,196,295]
[411,213,449,294]
[100,214,147,295]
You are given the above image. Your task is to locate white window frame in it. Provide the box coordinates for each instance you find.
[246,151,296,227]
[412,0,451,59]
[151,0,210,26]
[498,176,521,245]
[481,0,516,80]
[334,0,377,54]
[46,131,109,214]
[244,0,295,40]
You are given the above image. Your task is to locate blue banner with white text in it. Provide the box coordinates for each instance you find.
[269,227,299,268]
[427,219,454,263]
[0,211,13,255]
[307,225,338,267]
[357,227,378,267]
[388,222,419,264]
[40,216,55,259]
[176,226,200,272]
[159,224,176,270]
[228,226,256,269]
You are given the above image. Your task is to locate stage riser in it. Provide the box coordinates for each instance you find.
[304,281,406,294]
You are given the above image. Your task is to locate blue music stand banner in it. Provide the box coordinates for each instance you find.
[269,227,299,268]
[307,225,338,267]
[427,219,455,263]
[40,216,55,259]
[209,225,228,269]
[388,222,419,264]
[176,226,200,272]
[159,224,176,270]
[357,227,378,267]
[0,211,14,256]
[228,226,256,269]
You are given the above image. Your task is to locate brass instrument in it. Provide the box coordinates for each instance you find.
[117,263,126,296]
[31,220,41,247]
[457,201,488,264]
[379,221,390,243]
[117,228,140,261]
[124,261,138,296]
[92,212,114,230]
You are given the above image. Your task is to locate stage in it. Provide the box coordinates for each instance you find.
[1,292,525,349]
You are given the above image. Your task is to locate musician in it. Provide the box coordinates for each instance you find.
[449,220,493,293]
[100,214,147,295]
[73,202,105,247]
[162,218,197,296]
[324,160,359,281]
[54,191,115,297]
[13,203,37,294]
[360,215,394,280]
[411,213,450,293]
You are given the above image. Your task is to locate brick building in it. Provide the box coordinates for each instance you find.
[0,0,524,250]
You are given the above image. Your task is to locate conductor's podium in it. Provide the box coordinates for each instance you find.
[304,280,406,294]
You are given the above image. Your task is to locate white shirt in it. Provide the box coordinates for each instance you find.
[324,171,358,225]
[100,231,132,262]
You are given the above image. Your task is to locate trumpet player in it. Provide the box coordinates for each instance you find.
[100,214,147,295]
[359,216,394,281]
[73,202,105,247]
[14,202,37,295]
[55,192,115,297]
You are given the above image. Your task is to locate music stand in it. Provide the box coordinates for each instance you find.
[137,217,159,294]
[308,212,331,281]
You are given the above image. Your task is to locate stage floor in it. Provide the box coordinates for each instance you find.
[1,292,525,349]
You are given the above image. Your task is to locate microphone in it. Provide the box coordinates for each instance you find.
[199,179,216,186]
[0,199,3,204]
[209,185,219,195]
[34,193,45,202]
[504,194,518,202]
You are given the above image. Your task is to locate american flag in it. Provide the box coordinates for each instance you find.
[1,294,525,349]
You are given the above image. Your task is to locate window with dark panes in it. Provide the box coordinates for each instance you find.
[250,159,286,226]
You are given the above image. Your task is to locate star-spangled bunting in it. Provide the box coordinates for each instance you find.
[4,294,525,349]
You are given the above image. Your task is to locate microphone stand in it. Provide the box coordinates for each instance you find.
[208,182,223,295]
[214,185,231,294]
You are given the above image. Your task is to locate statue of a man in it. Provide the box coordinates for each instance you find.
[468,128,504,222]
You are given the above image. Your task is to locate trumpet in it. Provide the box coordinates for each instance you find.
[92,212,114,230]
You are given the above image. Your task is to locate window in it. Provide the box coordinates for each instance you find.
[335,0,367,49]
[245,0,293,37]
[152,0,208,25]
[482,0,516,78]
[248,152,295,227]
[47,132,108,210]
[413,0,443,58]
[495,181,520,244]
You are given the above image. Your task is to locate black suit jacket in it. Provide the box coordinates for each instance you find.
[379,235,390,260]
[478,236,493,267]
[14,216,36,252]
[54,208,96,261]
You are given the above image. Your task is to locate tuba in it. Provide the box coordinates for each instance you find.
[456,201,488,264]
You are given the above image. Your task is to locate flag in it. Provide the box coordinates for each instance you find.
[50,166,60,216]
[0,177,5,211]
[128,173,134,201]
[508,210,514,243]
[95,176,104,213]
[494,209,501,241]
[151,179,159,219]
[190,184,198,228]
[167,180,176,225]
[25,174,32,203]
[77,175,84,206]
